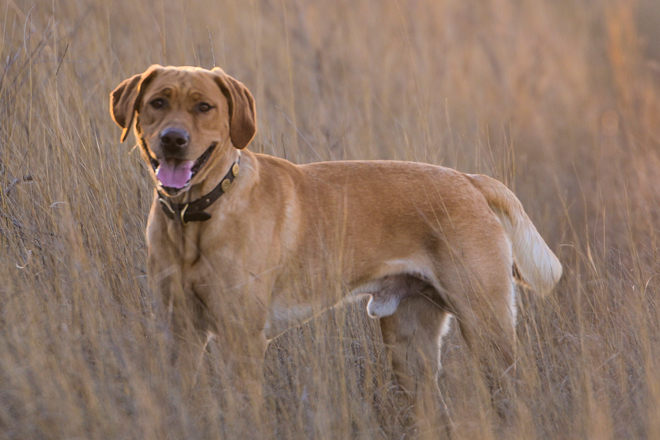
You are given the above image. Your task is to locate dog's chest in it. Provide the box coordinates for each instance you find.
[163,221,204,264]
[149,212,255,281]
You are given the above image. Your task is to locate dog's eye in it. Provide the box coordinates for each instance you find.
[197,102,213,113]
[149,98,166,109]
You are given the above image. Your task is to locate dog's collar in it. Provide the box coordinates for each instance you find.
[157,153,241,225]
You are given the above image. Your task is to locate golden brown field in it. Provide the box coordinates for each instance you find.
[2,0,660,438]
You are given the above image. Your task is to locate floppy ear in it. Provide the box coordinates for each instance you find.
[109,65,162,142]
[212,67,257,150]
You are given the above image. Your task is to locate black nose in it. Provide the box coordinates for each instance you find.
[160,127,190,154]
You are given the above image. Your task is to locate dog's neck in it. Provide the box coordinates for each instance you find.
[162,145,241,205]
[153,143,243,224]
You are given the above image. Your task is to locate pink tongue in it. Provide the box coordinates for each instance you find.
[156,159,195,189]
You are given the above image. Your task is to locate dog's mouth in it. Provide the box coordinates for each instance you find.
[149,143,217,195]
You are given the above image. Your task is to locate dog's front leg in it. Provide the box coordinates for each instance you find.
[147,254,210,394]
[208,295,269,435]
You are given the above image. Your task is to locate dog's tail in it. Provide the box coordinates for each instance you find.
[466,174,562,296]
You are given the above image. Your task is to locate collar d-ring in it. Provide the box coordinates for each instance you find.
[180,204,190,225]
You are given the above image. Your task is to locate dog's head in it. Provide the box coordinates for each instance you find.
[110,65,256,195]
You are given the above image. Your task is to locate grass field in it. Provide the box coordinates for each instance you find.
[2,0,660,438]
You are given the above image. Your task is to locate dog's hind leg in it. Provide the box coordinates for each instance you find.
[441,258,518,426]
[377,279,453,436]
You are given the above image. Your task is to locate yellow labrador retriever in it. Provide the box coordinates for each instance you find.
[110,65,561,419]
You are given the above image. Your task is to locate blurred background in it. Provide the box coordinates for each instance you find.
[1,0,660,438]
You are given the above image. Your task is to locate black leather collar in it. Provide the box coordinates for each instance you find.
[157,154,241,224]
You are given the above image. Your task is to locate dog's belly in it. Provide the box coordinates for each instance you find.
[263,257,442,339]
[350,274,435,318]
[264,300,316,340]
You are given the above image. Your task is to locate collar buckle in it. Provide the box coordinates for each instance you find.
[159,198,175,218]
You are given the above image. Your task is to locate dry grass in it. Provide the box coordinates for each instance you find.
[1,0,660,438]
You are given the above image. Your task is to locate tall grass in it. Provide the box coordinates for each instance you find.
[1,0,660,438]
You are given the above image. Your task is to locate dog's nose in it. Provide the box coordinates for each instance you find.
[160,127,190,154]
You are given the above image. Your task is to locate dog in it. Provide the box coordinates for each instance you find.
[110,65,562,425]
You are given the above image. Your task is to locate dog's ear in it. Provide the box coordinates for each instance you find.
[212,68,257,150]
[110,65,162,143]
